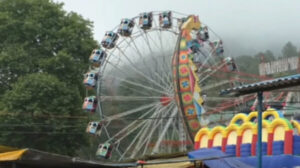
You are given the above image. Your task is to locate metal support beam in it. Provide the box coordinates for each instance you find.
[257,91,263,168]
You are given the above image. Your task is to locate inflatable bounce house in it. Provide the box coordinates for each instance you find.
[189,108,300,168]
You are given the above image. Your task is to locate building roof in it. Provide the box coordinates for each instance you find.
[220,74,300,96]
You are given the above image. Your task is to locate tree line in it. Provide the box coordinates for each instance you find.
[235,41,299,75]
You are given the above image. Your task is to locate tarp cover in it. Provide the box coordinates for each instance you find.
[238,155,300,168]
[188,149,254,168]
[188,148,227,159]
[0,149,27,161]
[189,148,300,168]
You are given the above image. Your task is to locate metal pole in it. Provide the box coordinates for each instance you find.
[257,91,263,168]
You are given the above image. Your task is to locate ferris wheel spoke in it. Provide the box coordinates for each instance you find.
[114,143,123,157]
[104,61,169,95]
[194,45,219,71]
[152,106,178,154]
[101,122,113,140]
[145,31,175,85]
[146,29,174,82]
[120,102,172,160]
[205,97,237,101]
[146,33,170,76]
[113,48,170,92]
[139,103,176,155]
[202,80,230,91]
[119,83,153,96]
[124,38,158,83]
[152,30,175,87]
[163,61,175,89]
[128,36,172,91]
[131,102,176,157]
[135,27,163,83]
[105,104,159,144]
[115,115,153,143]
[152,70,173,92]
[106,101,160,121]
[142,34,161,84]
[110,74,169,95]
[198,62,227,83]
[99,95,165,102]
[118,119,152,161]
[132,102,175,157]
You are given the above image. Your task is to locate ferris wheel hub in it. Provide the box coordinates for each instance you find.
[160,96,172,106]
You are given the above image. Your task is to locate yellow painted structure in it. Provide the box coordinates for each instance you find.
[246,111,257,122]
[225,124,240,145]
[195,108,294,149]
[200,134,208,148]
[270,118,293,141]
[209,126,225,147]
[238,122,255,144]
[230,113,248,125]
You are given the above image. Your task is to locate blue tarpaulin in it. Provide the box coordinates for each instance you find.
[189,148,300,168]
[188,149,227,159]
[239,155,300,168]
[188,149,254,168]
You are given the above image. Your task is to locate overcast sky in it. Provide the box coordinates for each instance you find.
[55,0,300,57]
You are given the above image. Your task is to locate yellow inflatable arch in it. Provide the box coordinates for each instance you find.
[246,111,258,122]
[254,120,271,142]
[238,122,255,144]
[230,113,248,125]
[225,124,240,145]
[209,126,225,147]
[291,120,300,135]
[270,118,292,141]
[263,108,281,121]
[194,128,210,148]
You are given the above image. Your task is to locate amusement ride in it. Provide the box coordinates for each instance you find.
[81,11,299,161]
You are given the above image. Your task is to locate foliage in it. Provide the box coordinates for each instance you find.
[282,42,298,58]
[235,54,260,75]
[235,50,276,75]
[0,73,88,155]
[0,0,98,94]
[0,0,97,156]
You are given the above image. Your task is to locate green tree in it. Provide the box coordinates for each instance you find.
[282,42,298,58]
[0,0,97,94]
[0,73,88,155]
[235,55,260,75]
[0,0,98,155]
[263,50,275,62]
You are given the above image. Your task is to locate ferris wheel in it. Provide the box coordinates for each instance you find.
[82,11,245,161]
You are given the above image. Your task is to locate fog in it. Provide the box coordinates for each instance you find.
[55,0,300,57]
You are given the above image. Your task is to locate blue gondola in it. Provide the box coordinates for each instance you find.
[96,143,113,159]
[89,49,107,67]
[82,96,97,112]
[118,18,135,36]
[139,12,153,30]
[83,72,98,89]
[159,11,172,28]
[101,31,119,49]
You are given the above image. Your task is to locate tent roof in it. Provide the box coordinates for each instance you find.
[220,74,300,96]
[0,146,125,168]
